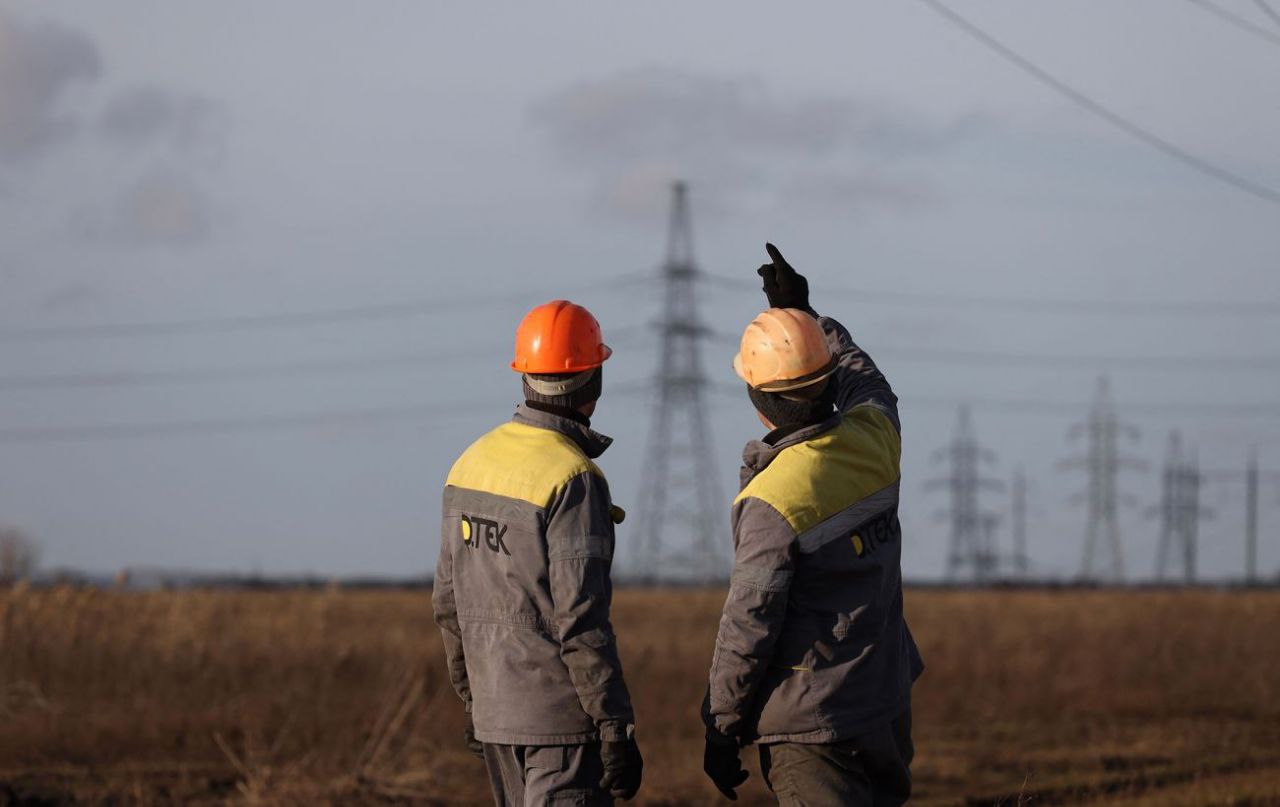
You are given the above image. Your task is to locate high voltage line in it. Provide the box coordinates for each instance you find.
[3,386,1279,446]
[0,400,492,444]
[0,348,503,391]
[7,340,1275,392]
[916,0,1280,207]
[698,273,1280,318]
[1186,0,1280,48]
[1257,0,1280,29]
[878,346,1280,371]
[1,271,1276,347]
[0,275,650,343]
[905,396,1280,418]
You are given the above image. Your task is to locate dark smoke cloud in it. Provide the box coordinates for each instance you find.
[0,9,102,163]
[99,85,231,166]
[531,68,976,222]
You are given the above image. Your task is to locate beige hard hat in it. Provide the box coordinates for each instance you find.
[732,308,837,393]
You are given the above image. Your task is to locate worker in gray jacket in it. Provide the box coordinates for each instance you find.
[702,244,923,805]
[434,300,643,806]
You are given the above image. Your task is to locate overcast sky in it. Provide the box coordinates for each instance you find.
[2,1,1279,582]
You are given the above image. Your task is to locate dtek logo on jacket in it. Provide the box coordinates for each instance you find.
[851,510,900,558]
[461,515,511,555]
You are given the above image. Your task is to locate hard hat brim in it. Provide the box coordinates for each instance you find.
[510,342,612,374]
[747,354,840,393]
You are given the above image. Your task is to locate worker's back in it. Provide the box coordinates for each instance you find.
[732,402,922,741]
[436,407,627,745]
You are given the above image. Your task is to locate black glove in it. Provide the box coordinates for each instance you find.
[757,242,816,316]
[463,713,484,758]
[703,733,749,801]
[599,738,644,800]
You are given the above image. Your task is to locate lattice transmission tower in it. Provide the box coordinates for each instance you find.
[1011,466,1030,578]
[1151,431,1208,583]
[926,406,1004,583]
[632,182,727,583]
[1061,376,1144,582]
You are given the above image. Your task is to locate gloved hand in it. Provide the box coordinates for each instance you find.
[463,713,484,758]
[703,732,749,800]
[757,242,816,316]
[599,738,644,800]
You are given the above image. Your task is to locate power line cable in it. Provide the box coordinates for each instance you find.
[0,319,652,391]
[1256,0,1280,29]
[906,395,1280,418]
[916,0,1280,207]
[0,400,492,444]
[0,274,650,343]
[7,386,1280,445]
[698,272,1280,317]
[0,349,502,391]
[1186,0,1280,47]
[616,380,1280,419]
[877,345,1280,371]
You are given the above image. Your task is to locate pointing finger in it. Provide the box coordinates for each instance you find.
[765,242,789,269]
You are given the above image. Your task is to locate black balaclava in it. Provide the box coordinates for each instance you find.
[523,366,603,413]
[748,377,836,433]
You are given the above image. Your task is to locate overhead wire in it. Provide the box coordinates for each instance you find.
[610,378,1280,419]
[1256,0,1280,29]
[0,348,504,391]
[904,396,1280,418]
[876,346,1280,371]
[1185,0,1280,47]
[696,272,1280,318]
[6,368,1280,443]
[915,0,1280,207]
[0,273,652,343]
[0,400,494,444]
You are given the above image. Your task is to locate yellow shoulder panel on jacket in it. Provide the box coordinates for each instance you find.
[446,421,603,508]
[735,405,901,534]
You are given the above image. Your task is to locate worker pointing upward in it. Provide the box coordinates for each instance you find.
[702,245,923,805]
[433,300,643,806]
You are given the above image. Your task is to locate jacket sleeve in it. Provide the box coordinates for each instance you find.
[704,497,796,740]
[819,314,900,431]
[431,497,471,710]
[546,471,636,741]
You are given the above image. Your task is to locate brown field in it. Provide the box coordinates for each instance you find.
[2,587,1279,806]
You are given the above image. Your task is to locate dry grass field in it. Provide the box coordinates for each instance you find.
[2,586,1279,805]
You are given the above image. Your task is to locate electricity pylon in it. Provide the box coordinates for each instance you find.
[633,182,727,583]
[1204,449,1280,585]
[1011,466,1030,578]
[1151,431,1208,583]
[926,406,1004,583]
[1060,376,1144,583]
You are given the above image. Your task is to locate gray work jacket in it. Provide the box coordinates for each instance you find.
[705,315,924,745]
[433,404,635,745]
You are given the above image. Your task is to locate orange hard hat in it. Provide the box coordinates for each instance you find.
[511,300,612,374]
[733,308,836,393]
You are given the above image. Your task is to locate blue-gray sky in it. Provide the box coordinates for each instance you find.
[2,1,1279,581]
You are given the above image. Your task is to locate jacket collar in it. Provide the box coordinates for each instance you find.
[513,402,613,459]
[741,412,843,475]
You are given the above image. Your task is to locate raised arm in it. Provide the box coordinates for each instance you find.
[757,242,899,429]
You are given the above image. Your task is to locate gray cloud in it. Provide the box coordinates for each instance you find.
[531,68,975,222]
[41,282,100,311]
[0,9,101,163]
[99,85,230,166]
[70,168,212,248]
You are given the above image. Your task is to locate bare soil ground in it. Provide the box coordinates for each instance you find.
[2,587,1278,805]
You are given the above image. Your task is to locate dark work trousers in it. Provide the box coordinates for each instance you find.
[759,710,914,807]
[482,742,612,806]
